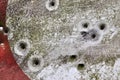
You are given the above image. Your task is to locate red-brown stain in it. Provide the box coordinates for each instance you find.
[0,0,30,80]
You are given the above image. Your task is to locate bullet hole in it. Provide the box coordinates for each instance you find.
[70,55,77,59]
[4,27,9,34]
[28,55,44,72]
[14,39,30,56]
[88,29,100,41]
[77,63,85,70]
[77,20,91,30]
[81,31,88,37]
[88,30,100,41]
[50,1,55,6]
[46,0,59,11]
[32,57,40,66]
[91,33,96,39]
[81,29,101,42]
[99,23,106,30]
[69,55,77,62]
[82,23,89,28]
[19,42,27,50]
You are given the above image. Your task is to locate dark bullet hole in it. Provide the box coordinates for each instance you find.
[70,55,77,59]
[4,27,9,33]
[32,58,40,66]
[99,23,106,30]
[82,23,89,28]
[91,34,96,39]
[87,29,100,41]
[69,55,77,62]
[81,29,100,41]
[50,1,55,6]
[49,0,56,7]
[77,63,85,70]
[19,42,27,50]
[81,31,88,37]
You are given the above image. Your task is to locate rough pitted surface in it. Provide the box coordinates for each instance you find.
[6,0,120,80]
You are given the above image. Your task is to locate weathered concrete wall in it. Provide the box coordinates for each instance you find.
[6,0,120,80]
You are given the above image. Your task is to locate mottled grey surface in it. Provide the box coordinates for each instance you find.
[6,0,120,80]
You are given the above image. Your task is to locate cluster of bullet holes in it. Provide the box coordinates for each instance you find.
[45,0,59,11]
[81,29,101,41]
[68,55,85,70]
[27,54,44,72]
[14,39,30,56]
[78,20,108,42]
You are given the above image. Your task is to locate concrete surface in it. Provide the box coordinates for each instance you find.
[6,0,120,80]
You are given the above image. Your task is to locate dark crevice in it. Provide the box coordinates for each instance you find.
[4,27,9,33]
